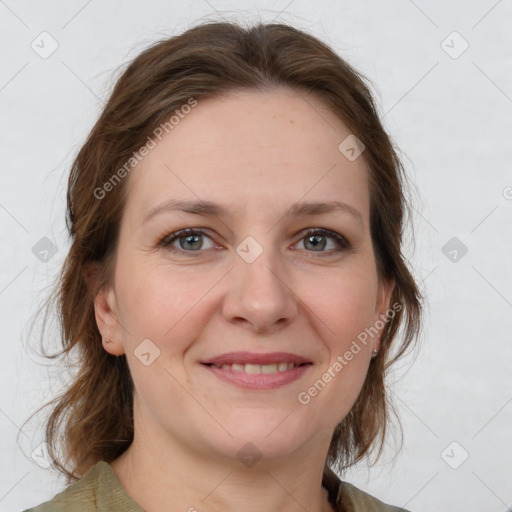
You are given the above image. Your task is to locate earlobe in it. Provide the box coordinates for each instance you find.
[83,263,125,356]
[379,278,395,314]
[373,278,396,352]
[92,285,125,356]
[93,286,117,331]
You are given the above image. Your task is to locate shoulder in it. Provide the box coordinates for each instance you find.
[323,465,410,512]
[21,461,141,512]
[22,461,104,512]
[339,481,411,512]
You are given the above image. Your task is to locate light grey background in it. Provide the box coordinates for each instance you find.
[1,1,511,511]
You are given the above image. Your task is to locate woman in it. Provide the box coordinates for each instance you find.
[23,20,422,512]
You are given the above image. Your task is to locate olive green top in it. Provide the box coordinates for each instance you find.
[23,461,410,512]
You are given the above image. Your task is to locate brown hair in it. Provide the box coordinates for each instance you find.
[23,20,423,484]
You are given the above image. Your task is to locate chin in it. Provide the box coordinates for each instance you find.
[214,407,315,461]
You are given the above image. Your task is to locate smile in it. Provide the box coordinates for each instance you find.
[209,362,300,374]
[201,361,312,390]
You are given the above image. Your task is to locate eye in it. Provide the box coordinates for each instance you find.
[159,228,217,254]
[159,227,351,256]
[293,228,351,254]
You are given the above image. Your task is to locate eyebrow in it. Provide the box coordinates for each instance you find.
[142,199,364,226]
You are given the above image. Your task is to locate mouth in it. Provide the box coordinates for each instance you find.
[202,361,309,374]
[200,352,313,390]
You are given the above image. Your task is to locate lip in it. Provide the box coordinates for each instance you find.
[200,351,313,390]
[201,363,312,390]
[200,351,311,366]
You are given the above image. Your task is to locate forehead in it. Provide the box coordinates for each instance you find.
[124,87,369,224]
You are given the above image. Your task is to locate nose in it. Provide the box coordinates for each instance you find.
[221,247,299,334]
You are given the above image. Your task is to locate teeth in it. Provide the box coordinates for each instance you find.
[212,362,299,374]
[261,364,278,374]
[245,364,261,374]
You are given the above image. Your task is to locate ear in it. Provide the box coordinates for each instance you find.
[373,277,396,352]
[84,263,125,356]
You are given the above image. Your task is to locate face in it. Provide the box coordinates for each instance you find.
[94,87,394,465]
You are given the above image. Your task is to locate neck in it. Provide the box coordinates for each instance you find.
[110,407,336,512]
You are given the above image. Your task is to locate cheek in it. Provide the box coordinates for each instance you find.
[114,256,211,348]
[301,265,378,349]
[298,275,374,421]
[306,268,377,413]
[114,260,212,401]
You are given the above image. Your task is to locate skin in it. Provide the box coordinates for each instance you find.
[93,87,394,512]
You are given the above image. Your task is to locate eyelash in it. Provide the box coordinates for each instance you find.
[158,228,351,256]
